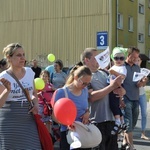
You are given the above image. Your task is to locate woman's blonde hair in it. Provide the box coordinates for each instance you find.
[65,65,92,85]
[3,43,22,58]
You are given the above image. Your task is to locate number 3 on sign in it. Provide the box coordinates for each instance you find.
[97,31,108,50]
[100,35,104,46]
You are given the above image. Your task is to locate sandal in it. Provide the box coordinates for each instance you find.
[118,123,129,134]
[117,133,123,142]
[141,135,150,140]
[111,124,120,135]
[121,143,130,150]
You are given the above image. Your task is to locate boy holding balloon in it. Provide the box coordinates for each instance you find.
[53,66,92,150]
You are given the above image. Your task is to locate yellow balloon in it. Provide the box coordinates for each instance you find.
[47,54,55,62]
[34,78,45,90]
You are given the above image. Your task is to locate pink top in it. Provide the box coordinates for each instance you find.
[38,83,54,105]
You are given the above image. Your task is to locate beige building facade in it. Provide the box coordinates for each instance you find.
[0,0,150,68]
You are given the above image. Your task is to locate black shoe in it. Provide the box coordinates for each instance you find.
[121,143,130,150]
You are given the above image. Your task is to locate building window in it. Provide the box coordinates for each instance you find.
[138,33,144,42]
[118,44,123,47]
[149,0,150,8]
[117,13,123,29]
[139,4,144,14]
[130,0,134,2]
[148,50,150,63]
[149,23,150,36]
[128,16,133,32]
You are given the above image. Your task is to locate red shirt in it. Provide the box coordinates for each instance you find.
[38,83,54,105]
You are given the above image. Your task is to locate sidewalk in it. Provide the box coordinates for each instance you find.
[132,102,150,150]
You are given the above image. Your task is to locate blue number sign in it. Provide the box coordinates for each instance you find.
[97,31,108,50]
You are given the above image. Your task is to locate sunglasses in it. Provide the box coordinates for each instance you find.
[10,43,22,56]
[78,78,89,86]
[114,56,125,61]
[12,43,21,50]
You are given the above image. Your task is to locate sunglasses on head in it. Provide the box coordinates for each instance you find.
[9,43,22,56]
[114,56,125,61]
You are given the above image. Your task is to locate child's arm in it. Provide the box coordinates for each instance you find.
[109,69,126,80]
[37,90,42,96]
[50,83,56,91]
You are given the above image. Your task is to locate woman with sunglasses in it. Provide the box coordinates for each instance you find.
[0,43,42,149]
[108,47,128,135]
[53,65,92,150]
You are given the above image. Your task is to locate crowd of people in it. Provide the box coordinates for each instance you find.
[0,43,149,150]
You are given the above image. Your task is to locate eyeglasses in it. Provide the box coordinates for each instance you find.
[114,56,125,61]
[13,43,21,50]
[78,78,89,86]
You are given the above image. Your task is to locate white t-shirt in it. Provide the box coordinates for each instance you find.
[0,67,35,101]
[108,65,127,84]
[110,65,127,77]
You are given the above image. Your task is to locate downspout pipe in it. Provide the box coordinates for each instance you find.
[116,0,118,46]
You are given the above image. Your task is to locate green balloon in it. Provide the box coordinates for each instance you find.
[34,78,45,90]
[47,54,55,62]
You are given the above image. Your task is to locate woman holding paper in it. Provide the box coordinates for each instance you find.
[135,56,149,140]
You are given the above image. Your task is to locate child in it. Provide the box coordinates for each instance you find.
[108,47,127,135]
[37,70,55,133]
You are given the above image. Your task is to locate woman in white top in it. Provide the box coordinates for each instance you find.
[0,43,42,149]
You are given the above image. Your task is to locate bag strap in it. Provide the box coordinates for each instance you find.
[62,86,68,98]
[6,70,34,107]
[40,92,52,111]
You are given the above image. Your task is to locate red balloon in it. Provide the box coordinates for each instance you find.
[53,98,77,125]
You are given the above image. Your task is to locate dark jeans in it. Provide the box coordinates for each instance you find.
[60,131,70,150]
[95,121,118,150]
[109,91,122,116]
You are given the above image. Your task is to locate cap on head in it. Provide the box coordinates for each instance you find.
[111,47,126,60]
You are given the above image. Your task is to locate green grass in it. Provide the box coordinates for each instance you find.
[145,89,150,102]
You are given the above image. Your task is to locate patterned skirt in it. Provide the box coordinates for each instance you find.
[0,101,42,150]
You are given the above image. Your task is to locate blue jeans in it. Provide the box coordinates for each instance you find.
[124,97,139,132]
[139,93,147,131]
